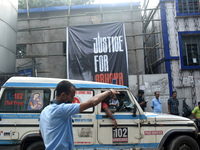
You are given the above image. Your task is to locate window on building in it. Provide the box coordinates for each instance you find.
[16,44,26,58]
[181,34,200,67]
[178,0,199,13]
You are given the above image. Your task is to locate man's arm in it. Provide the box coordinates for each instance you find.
[192,108,199,119]
[140,97,146,106]
[168,99,171,114]
[192,113,198,119]
[104,107,117,128]
[168,104,171,114]
[79,89,120,112]
[151,100,154,110]
[39,130,42,138]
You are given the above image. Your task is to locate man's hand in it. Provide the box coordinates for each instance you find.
[39,130,42,138]
[80,89,120,112]
[109,89,120,96]
[168,105,171,114]
[113,119,117,128]
[140,101,145,105]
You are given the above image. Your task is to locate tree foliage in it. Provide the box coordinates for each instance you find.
[19,0,94,9]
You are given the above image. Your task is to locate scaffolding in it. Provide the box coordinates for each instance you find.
[17,0,161,89]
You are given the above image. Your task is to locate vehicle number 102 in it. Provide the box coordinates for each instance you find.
[113,128,128,138]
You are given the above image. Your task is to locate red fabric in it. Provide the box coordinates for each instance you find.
[102,102,108,109]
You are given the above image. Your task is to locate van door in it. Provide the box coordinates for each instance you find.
[0,88,51,144]
[0,88,22,144]
[72,90,95,146]
[97,91,143,145]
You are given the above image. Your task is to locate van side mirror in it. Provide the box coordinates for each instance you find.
[132,104,137,117]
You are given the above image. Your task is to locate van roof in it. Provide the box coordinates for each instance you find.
[3,76,128,89]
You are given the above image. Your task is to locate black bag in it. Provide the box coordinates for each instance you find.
[182,100,192,117]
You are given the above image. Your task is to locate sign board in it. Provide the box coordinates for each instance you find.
[67,22,128,86]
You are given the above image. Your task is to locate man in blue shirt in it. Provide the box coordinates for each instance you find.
[168,91,179,115]
[39,80,119,150]
[151,91,162,113]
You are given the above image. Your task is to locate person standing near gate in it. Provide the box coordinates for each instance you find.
[135,90,146,111]
[192,102,200,130]
[168,91,179,115]
[151,91,162,113]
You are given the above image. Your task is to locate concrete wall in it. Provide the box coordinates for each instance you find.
[129,74,170,114]
[17,2,144,79]
[0,0,18,73]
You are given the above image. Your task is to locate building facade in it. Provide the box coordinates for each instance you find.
[0,0,18,73]
[0,0,18,85]
[17,2,144,80]
[143,0,200,108]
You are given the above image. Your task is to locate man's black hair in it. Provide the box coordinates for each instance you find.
[172,91,177,95]
[55,80,75,97]
[154,91,159,95]
[138,90,144,94]
[198,101,200,105]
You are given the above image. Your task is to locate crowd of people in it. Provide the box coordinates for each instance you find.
[135,89,200,130]
[135,90,180,115]
[135,90,199,119]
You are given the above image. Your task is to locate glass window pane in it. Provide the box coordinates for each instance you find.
[116,91,135,112]
[181,35,200,66]
[0,89,51,112]
[178,0,199,13]
[16,44,26,58]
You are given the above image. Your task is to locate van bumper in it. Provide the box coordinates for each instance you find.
[0,145,20,150]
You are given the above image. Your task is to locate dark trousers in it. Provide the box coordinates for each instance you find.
[196,119,200,131]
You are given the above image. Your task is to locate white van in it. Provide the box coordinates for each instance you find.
[0,76,199,150]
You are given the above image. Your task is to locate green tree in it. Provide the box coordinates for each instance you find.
[19,0,94,9]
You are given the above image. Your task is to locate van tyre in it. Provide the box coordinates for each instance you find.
[27,141,45,150]
[166,135,199,150]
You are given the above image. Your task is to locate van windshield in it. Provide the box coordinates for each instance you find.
[0,88,51,112]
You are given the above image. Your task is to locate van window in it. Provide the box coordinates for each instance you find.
[0,88,51,112]
[102,91,135,112]
[116,91,135,112]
